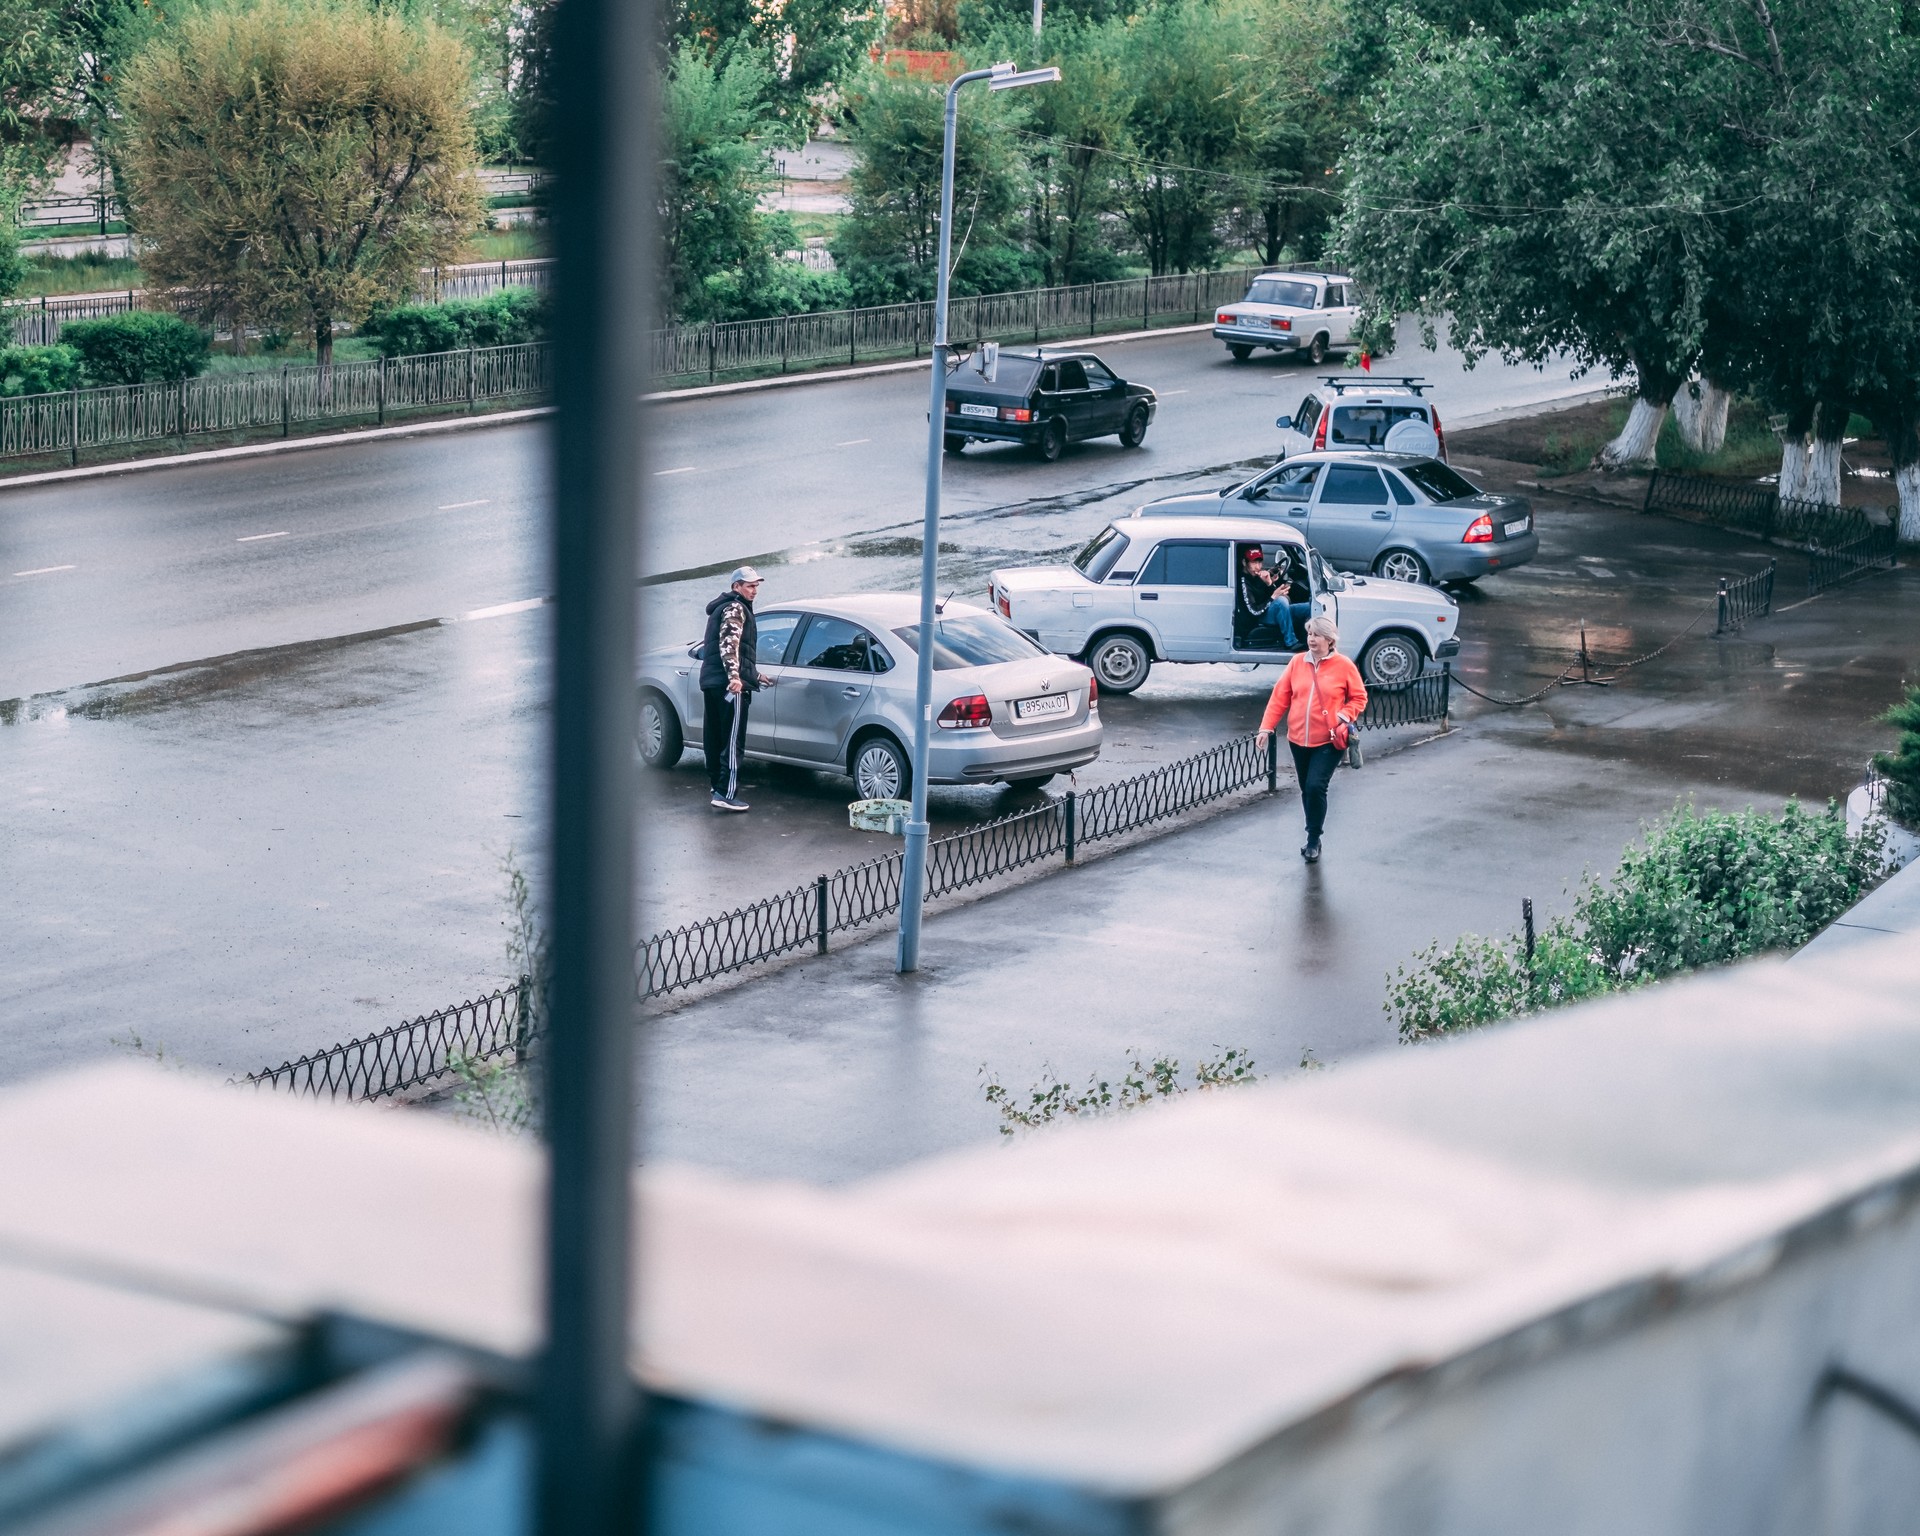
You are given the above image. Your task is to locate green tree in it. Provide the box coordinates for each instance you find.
[117,0,483,365]
[673,0,882,133]
[1338,8,1724,468]
[1230,0,1346,265]
[1015,19,1133,283]
[661,44,777,318]
[833,64,1035,303]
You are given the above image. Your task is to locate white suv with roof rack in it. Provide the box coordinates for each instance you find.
[1212,268,1359,365]
[1277,375,1449,463]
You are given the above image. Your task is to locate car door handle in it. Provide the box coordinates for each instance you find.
[841,685,863,698]
[1140,592,1159,601]
[1372,509,1391,519]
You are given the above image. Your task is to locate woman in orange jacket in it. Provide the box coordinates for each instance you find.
[1255,615,1367,863]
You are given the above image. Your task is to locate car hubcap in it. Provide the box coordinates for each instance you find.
[1370,643,1417,686]
[1380,552,1423,583]
[857,746,901,798]
[639,702,664,760]
[1098,644,1141,686]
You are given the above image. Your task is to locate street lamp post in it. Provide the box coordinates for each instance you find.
[898,60,1060,975]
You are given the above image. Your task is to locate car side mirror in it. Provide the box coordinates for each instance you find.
[1275,415,1294,431]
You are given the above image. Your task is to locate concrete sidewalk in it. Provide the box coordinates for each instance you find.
[642,727,1765,1184]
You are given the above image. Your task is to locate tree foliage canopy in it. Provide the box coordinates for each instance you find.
[117,0,483,363]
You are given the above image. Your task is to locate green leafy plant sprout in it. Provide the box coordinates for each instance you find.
[981,1047,1259,1137]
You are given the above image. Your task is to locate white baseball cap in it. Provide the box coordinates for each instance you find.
[729,566,763,586]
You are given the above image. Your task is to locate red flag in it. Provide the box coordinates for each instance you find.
[1359,352,1372,372]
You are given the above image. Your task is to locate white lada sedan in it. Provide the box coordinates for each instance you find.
[987,515,1461,693]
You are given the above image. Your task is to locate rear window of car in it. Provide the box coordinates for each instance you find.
[892,615,1046,669]
[1328,404,1430,447]
[1401,460,1483,503]
[1244,278,1319,308]
[1072,525,1131,581]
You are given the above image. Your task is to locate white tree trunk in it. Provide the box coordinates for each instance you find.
[1777,438,1811,501]
[1595,396,1667,470]
[1897,462,1920,543]
[1805,433,1844,507]
[1672,378,1730,453]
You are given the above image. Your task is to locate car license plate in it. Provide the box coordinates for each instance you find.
[959,403,996,418]
[1504,517,1530,537]
[1015,692,1071,721]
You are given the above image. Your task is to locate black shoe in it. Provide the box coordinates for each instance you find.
[1302,838,1321,863]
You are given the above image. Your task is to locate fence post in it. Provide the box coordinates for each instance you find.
[1142,274,1150,330]
[1441,662,1452,728]
[466,346,477,412]
[515,973,534,1065]
[783,313,791,373]
[1766,558,1777,612]
[68,386,78,467]
[1716,576,1729,635]
[1064,791,1077,864]
[710,320,720,383]
[377,356,387,425]
[1088,282,1097,337]
[281,366,291,437]
[815,874,829,956]
[1266,729,1279,792]
[849,313,857,367]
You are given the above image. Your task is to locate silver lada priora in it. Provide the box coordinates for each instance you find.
[635,593,1102,797]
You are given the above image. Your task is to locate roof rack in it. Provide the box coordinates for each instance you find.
[1317,375,1429,396]
[1259,263,1349,277]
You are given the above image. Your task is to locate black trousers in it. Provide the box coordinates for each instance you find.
[703,686,750,797]
[1289,741,1342,841]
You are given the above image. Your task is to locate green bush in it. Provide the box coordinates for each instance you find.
[61,312,210,384]
[1875,685,1920,830]
[368,290,548,356]
[0,344,83,396]
[1391,802,1890,1043]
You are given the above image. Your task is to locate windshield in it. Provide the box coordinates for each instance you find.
[1401,460,1482,503]
[1244,278,1318,308]
[1072,525,1131,581]
[892,615,1047,669]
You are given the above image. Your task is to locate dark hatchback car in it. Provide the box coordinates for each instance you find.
[942,348,1158,462]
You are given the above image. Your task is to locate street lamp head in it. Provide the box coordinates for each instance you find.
[988,64,1062,90]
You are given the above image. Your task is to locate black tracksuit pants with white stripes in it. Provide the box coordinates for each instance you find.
[703,686,750,798]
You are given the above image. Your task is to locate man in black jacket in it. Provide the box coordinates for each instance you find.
[700,567,767,810]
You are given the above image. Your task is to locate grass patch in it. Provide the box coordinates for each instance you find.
[1654,397,1782,478]
[781,212,846,245]
[202,336,382,372]
[459,225,545,263]
[16,250,144,297]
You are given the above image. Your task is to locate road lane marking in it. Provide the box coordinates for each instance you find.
[654,465,697,476]
[836,438,871,446]
[437,499,490,510]
[1158,389,1189,396]
[237,531,290,543]
[462,597,548,622]
[13,564,76,577]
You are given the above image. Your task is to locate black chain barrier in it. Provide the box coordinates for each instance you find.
[242,979,531,1102]
[247,682,1461,1103]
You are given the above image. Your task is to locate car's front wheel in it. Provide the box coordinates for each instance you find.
[1227,343,1252,362]
[1119,403,1150,448]
[1307,334,1330,366]
[636,690,683,770]
[1359,632,1425,689]
[1373,548,1430,585]
[1036,417,1067,462]
[1087,632,1151,694]
[851,733,911,800]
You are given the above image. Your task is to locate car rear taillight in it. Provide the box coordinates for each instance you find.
[937,694,992,729]
[1087,676,1098,711]
[1463,514,1494,543]
[997,589,1012,618]
[999,406,1032,422]
[945,399,957,413]
[1432,406,1447,461]
[1217,312,1235,324]
[1312,410,1327,450]
[1271,317,1291,331]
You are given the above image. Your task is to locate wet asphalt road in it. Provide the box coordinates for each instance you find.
[2,324,1911,1099]
[0,319,1590,701]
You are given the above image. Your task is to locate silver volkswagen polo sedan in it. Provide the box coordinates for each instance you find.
[635,593,1103,797]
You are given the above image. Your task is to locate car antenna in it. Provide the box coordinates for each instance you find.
[934,588,956,615]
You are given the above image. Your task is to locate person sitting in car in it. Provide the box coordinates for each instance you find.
[1236,545,1305,651]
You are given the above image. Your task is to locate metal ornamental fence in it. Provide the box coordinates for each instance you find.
[1807,519,1899,594]
[0,340,552,463]
[1716,561,1776,633]
[244,980,531,1102]
[649,268,1255,383]
[1643,471,1900,598]
[250,684,1453,1104]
